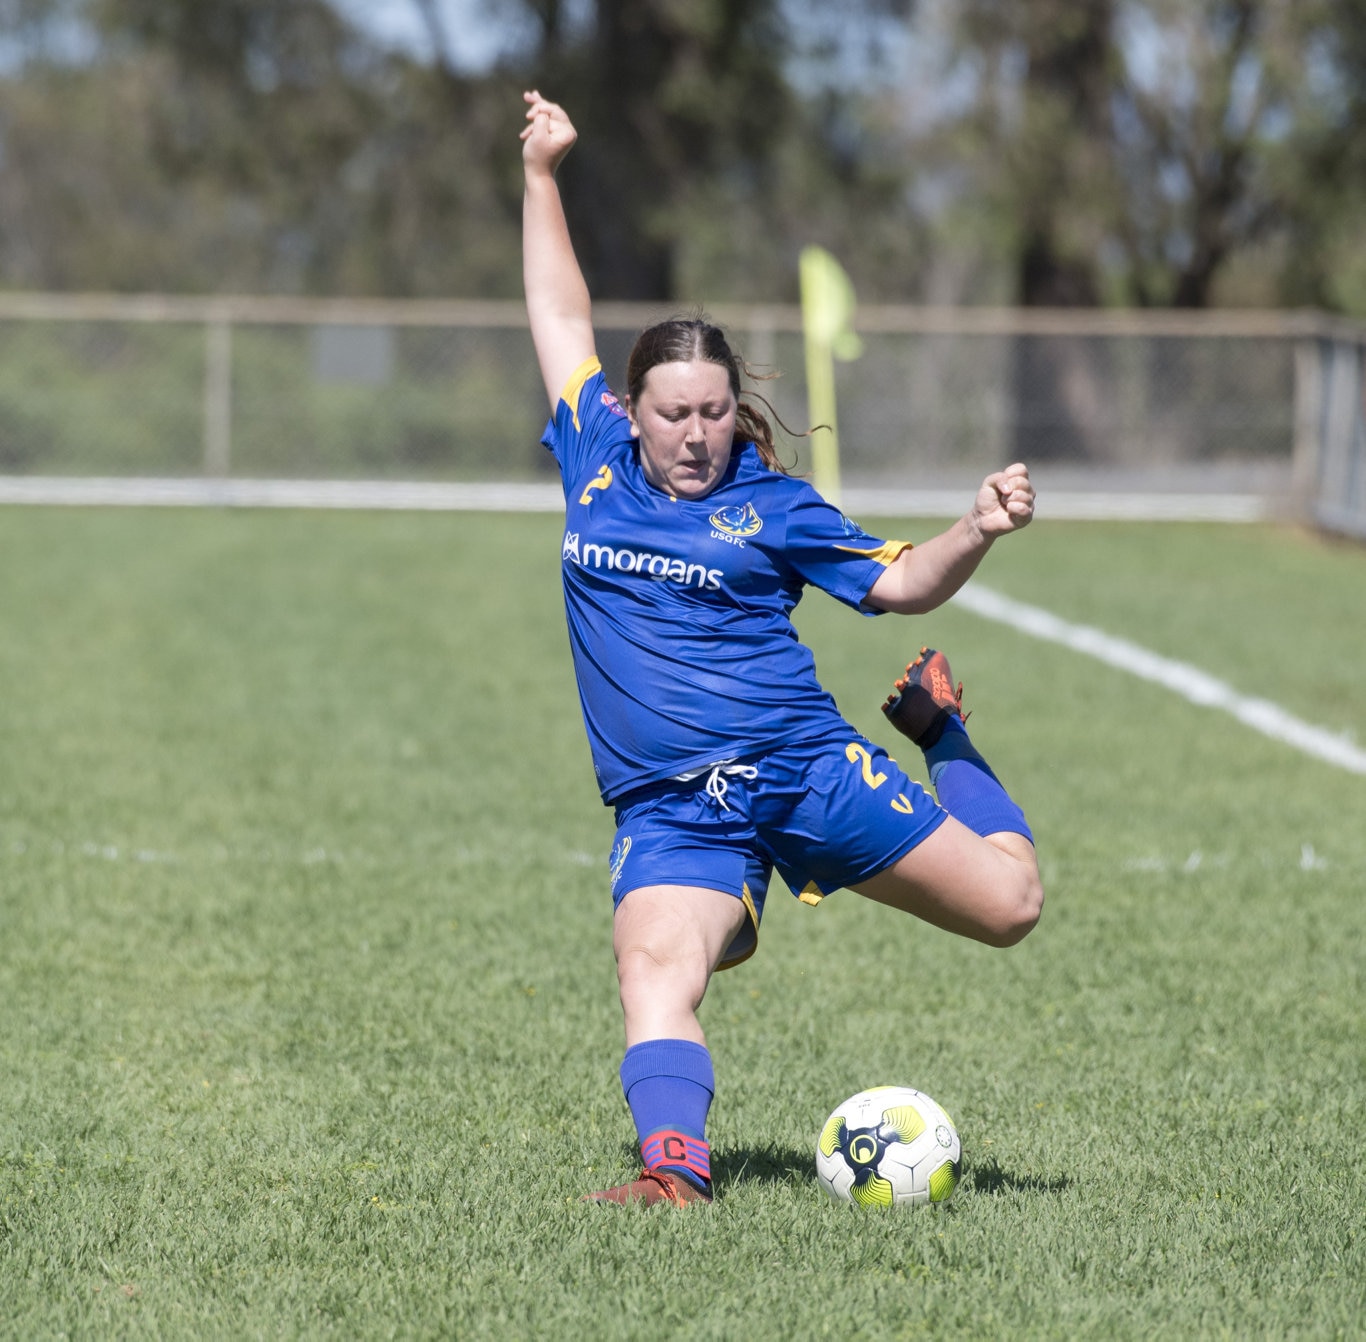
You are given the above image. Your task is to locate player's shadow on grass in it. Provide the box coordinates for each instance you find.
[713,1144,816,1188]
[615,1142,814,1189]
[617,1144,1068,1196]
[966,1155,1070,1196]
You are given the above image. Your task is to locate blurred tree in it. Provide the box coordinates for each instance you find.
[546,0,795,298]
[956,0,1114,307]
[508,0,930,302]
[0,0,531,293]
[1,0,381,291]
[0,0,1363,314]
[1270,0,1366,313]
[942,0,1366,311]
[1107,0,1310,308]
[0,0,924,300]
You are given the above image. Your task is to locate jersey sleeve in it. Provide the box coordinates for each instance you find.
[782,486,912,614]
[539,357,632,489]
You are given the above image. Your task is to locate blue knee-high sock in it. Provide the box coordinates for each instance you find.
[619,1039,714,1193]
[924,717,1033,842]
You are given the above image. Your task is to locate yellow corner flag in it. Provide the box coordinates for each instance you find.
[799,245,863,504]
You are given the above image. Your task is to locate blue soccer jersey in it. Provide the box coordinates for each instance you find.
[542,358,912,802]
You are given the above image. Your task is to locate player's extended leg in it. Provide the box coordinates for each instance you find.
[583,884,746,1207]
[852,816,1041,946]
[858,648,1043,946]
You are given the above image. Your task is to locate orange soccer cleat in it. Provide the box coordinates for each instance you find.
[582,1168,712,1207]
[881,647,967,747]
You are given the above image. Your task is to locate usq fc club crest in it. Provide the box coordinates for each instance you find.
[609,835,632,888]
[709,502,763,539]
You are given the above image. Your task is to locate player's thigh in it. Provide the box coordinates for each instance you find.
[609,780,771,971]
[851,816,1042,948]
[753,736,945,902]
[613,884,750,979]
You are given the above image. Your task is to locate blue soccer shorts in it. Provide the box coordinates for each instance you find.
[607,734,947,970]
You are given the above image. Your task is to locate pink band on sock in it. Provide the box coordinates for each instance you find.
[641,1129,711,1183]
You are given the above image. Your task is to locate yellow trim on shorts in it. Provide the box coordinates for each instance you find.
[741,883,758,926]
[716,882,760,972]
[798,882,825,906]
[559,356,603,433]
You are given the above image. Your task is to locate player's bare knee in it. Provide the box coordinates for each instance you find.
[616,941,668,989]
[616,942,705,1005]
[616,956,664,1020]
[984,871,1043,947]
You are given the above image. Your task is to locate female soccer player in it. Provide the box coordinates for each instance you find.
[521,91,1043,1206]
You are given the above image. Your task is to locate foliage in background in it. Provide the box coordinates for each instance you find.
[0,0,1363,312]
[944,0,1366,311]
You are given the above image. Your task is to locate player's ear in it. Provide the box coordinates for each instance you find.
[625,398,640,438]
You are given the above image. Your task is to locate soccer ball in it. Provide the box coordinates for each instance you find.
[816,1086,961,1208]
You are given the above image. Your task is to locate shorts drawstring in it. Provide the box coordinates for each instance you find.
[701,762,758,811]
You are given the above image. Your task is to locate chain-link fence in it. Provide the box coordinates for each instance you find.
[0,294,1361,534]
[0,297,551,481]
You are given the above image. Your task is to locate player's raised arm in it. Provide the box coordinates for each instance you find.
[864,463,1036,615]
[521,91,597,409]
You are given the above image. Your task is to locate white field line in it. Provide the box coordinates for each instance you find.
[953,583,1366,776]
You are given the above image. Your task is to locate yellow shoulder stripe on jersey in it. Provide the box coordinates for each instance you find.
[834,539,914,567]
[559,356,603,433]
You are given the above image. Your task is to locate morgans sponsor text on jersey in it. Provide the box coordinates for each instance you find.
[562,532,724,591]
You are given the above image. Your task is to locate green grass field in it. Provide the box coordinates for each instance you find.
[2,507,1363,1339]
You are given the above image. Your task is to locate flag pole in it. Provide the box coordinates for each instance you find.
[799,246,863,505]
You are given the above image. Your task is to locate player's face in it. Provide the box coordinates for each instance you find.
[628,360,738,500]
